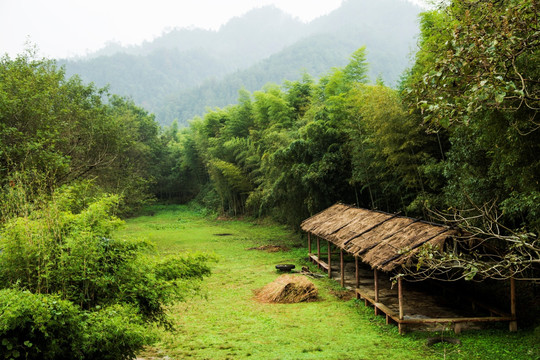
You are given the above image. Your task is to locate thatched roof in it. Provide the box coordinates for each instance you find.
[301,204,457,273]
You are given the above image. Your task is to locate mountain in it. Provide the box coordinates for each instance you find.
[61,0,422,126]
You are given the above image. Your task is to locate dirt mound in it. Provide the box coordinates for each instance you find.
[255,275,318,303]
[248,244,289,252]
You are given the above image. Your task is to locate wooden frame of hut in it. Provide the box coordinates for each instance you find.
[301,203,517,334]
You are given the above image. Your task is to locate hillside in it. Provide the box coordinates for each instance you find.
[61,0,421,125]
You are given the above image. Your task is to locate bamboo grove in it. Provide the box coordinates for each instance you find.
[167,1,540,281]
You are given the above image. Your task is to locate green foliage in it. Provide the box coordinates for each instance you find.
[177,46,429,224]
[402,0,540,230]
[406,0,539,128]
[154,253,214,281]
[0,289,82,360]
[0,51,164,216]
[0,186,215,357]
[398,0,540,279]
[0,289,151,360]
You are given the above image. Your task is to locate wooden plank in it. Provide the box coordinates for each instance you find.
[355,288,514,324]
[356,289,400,322]
[400,316,515,324]
[309,255,329,271]
[374,302,400,322]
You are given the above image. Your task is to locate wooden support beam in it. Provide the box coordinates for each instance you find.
[327,241,332,278]
[355,256,360,299]
[317,237,320,269]
[399,316,515,324]
[309,255,329,270]
[340,248,345,287]
[374,269,379,315]
[398,276,404,321]
[307,233,311,255]
[509,277,517,332]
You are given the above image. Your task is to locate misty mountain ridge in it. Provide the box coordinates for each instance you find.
[61,0,422,126]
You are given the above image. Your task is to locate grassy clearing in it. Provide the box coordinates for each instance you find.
[117,205,539,360]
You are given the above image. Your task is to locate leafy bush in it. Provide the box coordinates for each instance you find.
[0,289,152,360]
[0,289,81,360]
[154,253,213,281]
[0,186,215,358]
[78,304,152,360]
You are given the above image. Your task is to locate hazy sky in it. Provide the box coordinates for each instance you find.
[1,0,425,59]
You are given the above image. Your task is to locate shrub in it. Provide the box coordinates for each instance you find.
[0,186,215,358]
[0,289,153,360]
[0,289,81,360]
[79,304,153,360]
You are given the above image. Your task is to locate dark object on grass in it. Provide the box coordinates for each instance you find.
[426,337,462,346]
[275,264,295,272]
[213,233,233,236]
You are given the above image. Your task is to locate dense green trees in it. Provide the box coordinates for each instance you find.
[170,47,441,225]
[0,52,165,217]
[0,52,214,358]
[168,0,538,280]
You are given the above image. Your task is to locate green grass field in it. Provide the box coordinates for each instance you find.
[117,205,539,360]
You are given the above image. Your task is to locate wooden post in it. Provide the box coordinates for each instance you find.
[317,237,320,269]
[308,233,311,257]
[355,256,360,299]
[398,276,404,321]
[374,269,379,315]
[340,248,345,287]
[327,241,332,278]
[509,277,517,331]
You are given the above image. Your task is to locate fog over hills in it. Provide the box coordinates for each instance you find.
[61,0,421,126]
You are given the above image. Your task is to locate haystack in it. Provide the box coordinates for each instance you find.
[255,275,318,303]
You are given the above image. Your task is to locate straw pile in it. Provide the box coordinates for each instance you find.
[255,275,318,303]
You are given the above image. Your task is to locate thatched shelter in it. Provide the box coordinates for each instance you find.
[301,203,517,333]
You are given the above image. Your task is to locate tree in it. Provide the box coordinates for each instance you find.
[0,52,165,216]
[401,0,540,281]
[406,0,539,129]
